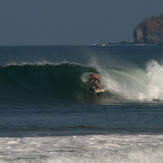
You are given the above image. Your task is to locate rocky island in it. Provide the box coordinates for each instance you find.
[100,13,163,46]
[134,13,163,44]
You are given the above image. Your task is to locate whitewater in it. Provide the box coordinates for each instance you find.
[0,45,163,162]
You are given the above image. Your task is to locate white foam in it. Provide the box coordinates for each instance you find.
[101,67,147,100]
[5,60,83,67]
[145,60,163,100]
[0,134,162,163]
[98,60,163,101]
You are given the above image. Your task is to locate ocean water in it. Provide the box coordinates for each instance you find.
[0,45,163,163]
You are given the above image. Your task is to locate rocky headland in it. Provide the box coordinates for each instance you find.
[100,13,163,46]
[134,13,163,44]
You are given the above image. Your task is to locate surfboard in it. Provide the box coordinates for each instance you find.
[89,87,104,95]
[95,89,104,94]
[95,88,104,94]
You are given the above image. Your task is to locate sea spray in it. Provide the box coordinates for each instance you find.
[99,60,163,101]
[100,67,147,100]
[145,60,163,100]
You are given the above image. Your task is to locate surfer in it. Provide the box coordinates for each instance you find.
[90,74,102,90]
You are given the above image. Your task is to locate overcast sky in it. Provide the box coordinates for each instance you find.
[0,0,162,45]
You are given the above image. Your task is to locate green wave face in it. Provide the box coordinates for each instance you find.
[0,63,98,104]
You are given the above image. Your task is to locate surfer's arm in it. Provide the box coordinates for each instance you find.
[93,75,101,83]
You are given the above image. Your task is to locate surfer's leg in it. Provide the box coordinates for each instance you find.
[95,81,101,90]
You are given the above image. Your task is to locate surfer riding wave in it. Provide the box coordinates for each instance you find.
[90,74,102,91]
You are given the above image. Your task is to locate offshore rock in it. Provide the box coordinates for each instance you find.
[134,13,163,44]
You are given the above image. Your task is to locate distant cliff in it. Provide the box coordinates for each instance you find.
[134,13,163,44]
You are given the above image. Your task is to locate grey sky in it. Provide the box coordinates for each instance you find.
[0,0,162,45]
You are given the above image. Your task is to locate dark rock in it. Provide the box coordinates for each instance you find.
[134,13,163,44]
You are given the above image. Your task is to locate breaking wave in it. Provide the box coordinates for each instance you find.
[0,60,163,105]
